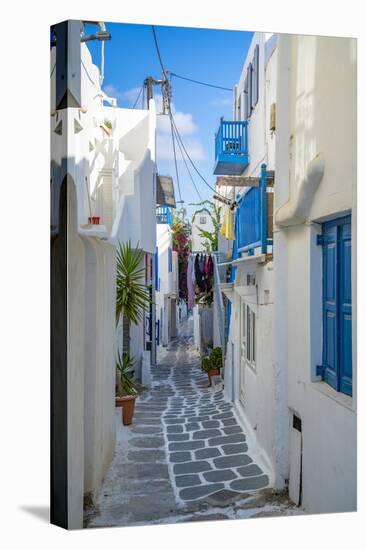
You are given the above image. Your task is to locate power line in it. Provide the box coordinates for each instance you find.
[170,72,233,92]
[169,113,232,203]
[151,25,230,205]
[169,112,183,204]
[171,122,203,202]
[132,86,144,108]
[151,26,169,82]
[152,25,183,203]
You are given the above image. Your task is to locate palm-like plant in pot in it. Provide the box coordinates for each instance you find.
[115,241,151,424]
[115,351,138,425]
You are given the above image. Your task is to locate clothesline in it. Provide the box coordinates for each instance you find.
[187,252,214,309]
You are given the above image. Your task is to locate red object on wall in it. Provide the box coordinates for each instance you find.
[88,216,100,225]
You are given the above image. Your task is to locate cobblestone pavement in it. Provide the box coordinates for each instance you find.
[86,318,299,528]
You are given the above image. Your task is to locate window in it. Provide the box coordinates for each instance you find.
[155,247,159,290]
[199,216,207,224]
[242,302,256,367]
[244,72,249,119]
[247,62,253,117]
[168,246,172,273]
[252,44,259,108]
[319,215,352,396]
[242,45,259,120]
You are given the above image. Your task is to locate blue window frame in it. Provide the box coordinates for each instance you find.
[168,246,172,273]
[320,215,352,396]
[155,247,159,291]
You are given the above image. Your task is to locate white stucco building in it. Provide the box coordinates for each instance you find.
[50,21,157,528]
[155,207,179,347]
[214,32,279,487]
[191,210,215,252]
[213,30,356,514]
[274,33,356,513]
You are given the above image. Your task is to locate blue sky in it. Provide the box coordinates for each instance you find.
[86,23,253,219]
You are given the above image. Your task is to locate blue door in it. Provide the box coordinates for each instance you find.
[321,215,352,396]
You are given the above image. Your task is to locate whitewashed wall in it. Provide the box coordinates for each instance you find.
[274,34,357,512]
[51,40,156,526]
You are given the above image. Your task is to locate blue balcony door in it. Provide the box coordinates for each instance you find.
[321,215,352,396]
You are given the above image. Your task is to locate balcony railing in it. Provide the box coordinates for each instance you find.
[156,206,173,225]
[235,164,273,255]
[214,118,249,176]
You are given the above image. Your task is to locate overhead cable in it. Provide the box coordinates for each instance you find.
[170,113,233,203]
[172,122,203,201]
[170,72,233,92]
[132,86,144,109]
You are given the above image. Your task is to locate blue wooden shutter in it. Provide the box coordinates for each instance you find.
[339,220,352,395]
[247,63,253,117]
[168,246,172,273]
[155,247,159,290]
[244,73,249,119]
[252,45,259,107]
[322,224,338,391]
[321,216,352,396]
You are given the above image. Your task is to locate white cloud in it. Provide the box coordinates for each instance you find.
[102,87,204,161]
[157,132,204,161]
[102,84,142,107]
[155,94,203,161]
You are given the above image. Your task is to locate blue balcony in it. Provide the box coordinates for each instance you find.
[156,206,173,225]
[234,164,273,256]
[214,119,249,176]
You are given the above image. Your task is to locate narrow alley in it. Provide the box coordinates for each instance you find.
[86,319,298,528]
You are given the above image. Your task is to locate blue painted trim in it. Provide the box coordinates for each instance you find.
[168,247,172,273]
[156,206,172,225]
[261,163,267,254]
[155,247,159,291]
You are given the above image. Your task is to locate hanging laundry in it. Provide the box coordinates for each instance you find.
[220,207,235,240]
[206,255,214,292]
[198,254,206,291]
[187,255,195,309]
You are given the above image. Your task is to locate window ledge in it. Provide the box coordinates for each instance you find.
[309,381,354,412]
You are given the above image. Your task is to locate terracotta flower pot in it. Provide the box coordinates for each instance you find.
[120,394,137,425]
[115,396,124,408]
[207,368,220,386]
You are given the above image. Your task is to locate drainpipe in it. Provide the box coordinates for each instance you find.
[275,153,325,227]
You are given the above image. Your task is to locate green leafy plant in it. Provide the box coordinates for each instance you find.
[190,200,222,252]
[116,350,137,396]
[116,240,151,355]
[210,347,223,370]
[200,355,212,373]
[200,347,223,373]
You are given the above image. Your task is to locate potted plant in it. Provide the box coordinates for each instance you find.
[201,346,223,385]
[115,241,151,422]
[115,350,137,425]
